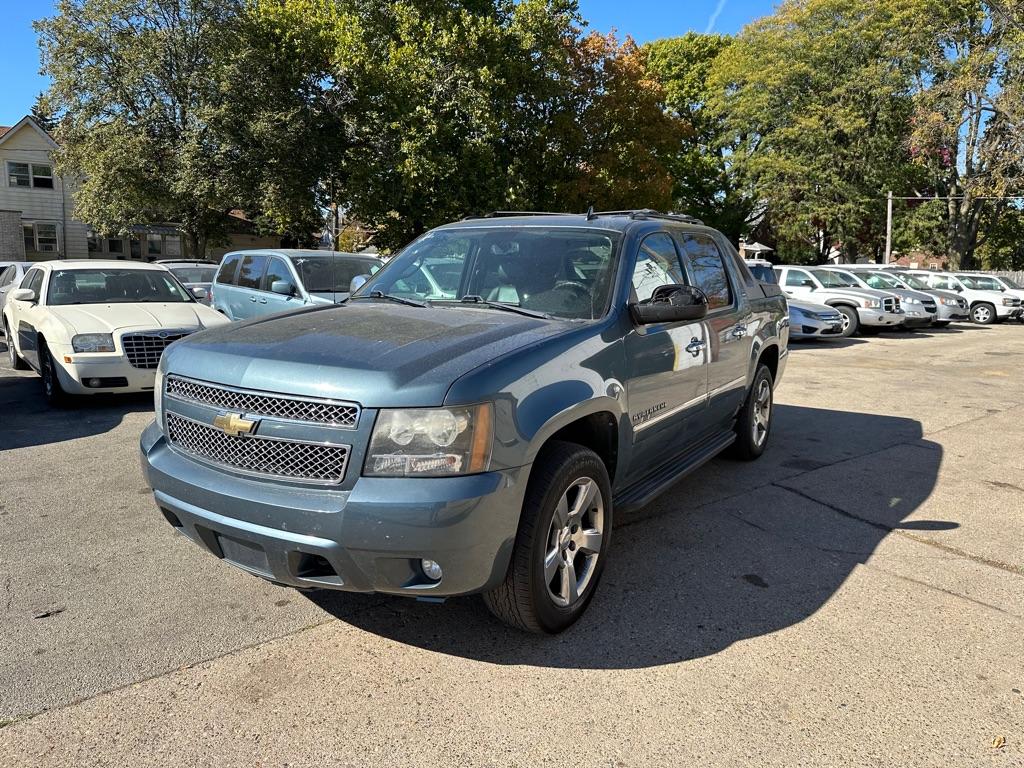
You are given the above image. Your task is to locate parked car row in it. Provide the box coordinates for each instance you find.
[744,259,1021,339]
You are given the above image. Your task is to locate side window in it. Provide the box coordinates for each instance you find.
[681,234,733,310]
[262,257,292,291]
[785,269,812,287]
[20,268,41,290]
[0,266,12,287]
[631,233,685,303]
[237,254,267,290]
[215,254,242,285]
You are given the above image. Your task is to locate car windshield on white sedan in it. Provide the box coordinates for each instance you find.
[47,269,194,305]
[356,227,621,320]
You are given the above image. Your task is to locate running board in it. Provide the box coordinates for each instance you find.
[613,431,736,514]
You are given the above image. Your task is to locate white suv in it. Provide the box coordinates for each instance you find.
[905,270,1022,325]
[774,265,903,337]
[954,273,1024,321]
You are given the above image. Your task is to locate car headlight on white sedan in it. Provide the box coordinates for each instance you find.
[365,404,493,477]
[72,333,115,353]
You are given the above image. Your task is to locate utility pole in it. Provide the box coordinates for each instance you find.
[884,191,893,264]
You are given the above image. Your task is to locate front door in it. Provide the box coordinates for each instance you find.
[679,233,754,428]
[14,268,46,370]
[780,267,817,299]
[259,257,303,315]
[232,253,268,320]
[623,232,710,481]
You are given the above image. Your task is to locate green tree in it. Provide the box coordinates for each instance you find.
[35,0,329,255]
[644,33,757,243]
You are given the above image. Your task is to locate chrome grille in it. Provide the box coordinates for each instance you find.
[165,376,359,428]
[882,297,899,312]
[122,331,191,369]
[166,413,349,483]
[922,300,937,314]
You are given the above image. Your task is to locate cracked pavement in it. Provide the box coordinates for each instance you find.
[1,323,1022,766]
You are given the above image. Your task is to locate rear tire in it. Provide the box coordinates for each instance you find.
[4,321,28,370]
[729,364,775,461]
[971,302,997,325]
[39,342,71,407]
[484,441,612,634]
[834,305,859,337]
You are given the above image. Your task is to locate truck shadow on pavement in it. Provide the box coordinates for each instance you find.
[0,343,152,451]
[308,404,947,669]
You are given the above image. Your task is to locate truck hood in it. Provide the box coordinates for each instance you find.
[49,302,225,335]
[162,301,576,407]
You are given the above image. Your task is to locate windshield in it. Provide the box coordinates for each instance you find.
[863,271,901,289]
[893,272,928,290]
[293,256,382,293]
[959,275,1003,291]
[47,269,193,305]
[358,227,621,320]
[812,269,857,288]
[170,267,217,284]
[1000,276,1021,289]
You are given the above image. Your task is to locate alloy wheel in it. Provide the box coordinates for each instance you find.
[544,477,604,608]
[752,378,772,446]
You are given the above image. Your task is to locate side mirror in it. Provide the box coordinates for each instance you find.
[271,280,296,297]
[190,287,208,300]
[955,285,963,293]
[10,288,36,303]
[801,279,815,289]
[349,274,370,293]
[630,284,708,325]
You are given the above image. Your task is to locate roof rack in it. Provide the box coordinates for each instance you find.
[591,209,705,225]
[462,211,571,220]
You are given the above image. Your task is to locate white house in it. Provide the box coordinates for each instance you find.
[0,115,281,263]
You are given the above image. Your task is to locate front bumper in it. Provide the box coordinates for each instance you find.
[934,303,969,322]
[53,349,157,394]
[789,315,843,339]
[996,306,1023,320]
[140,421,528,597]
[858,308,904,327]
[898,307,934,328]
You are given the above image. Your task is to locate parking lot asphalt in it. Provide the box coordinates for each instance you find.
[1,323,1022,767]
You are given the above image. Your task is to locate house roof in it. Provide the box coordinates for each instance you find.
[0,127,10,139]
[0,116,58,149]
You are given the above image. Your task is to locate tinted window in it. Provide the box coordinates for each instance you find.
[747,264,777,284]
[811,269,856,288]
[237,254,267,289]
[785,269,812,287]
[216,254,242,285]
[682,234,732,309]
[0,266,12,287]
[632,233,685,302]
[262,258,293,291]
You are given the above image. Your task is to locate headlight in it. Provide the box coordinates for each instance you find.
[72,333,115,353]
[790,308,809,321]
[1002,298,1017,306]
[902,297,921,305]
[365,404,493,477]
[861,299,881,308]
[939,297,959,306]
[154,367,165,428]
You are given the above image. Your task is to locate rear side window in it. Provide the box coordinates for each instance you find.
[681,234,733,310]
[631,233,685,302]
[237,254,268,289]
[262,257,292,291]
[22,268,43,293]
[0,266,12,287]
[216,254,242,285]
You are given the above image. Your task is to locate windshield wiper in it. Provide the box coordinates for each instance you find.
[454,295,550,319]
[349,291,427,308]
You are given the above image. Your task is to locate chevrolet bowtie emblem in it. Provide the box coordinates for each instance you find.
[212,412,257,437]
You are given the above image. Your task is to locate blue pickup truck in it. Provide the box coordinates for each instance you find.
[141,210,789,633]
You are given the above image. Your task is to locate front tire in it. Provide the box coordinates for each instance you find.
[729,364,775,461]
[971,302,996,325]
[835,305,859,337]
[4,321,28,370]
[484,441,612,634]
[39,342,71,407]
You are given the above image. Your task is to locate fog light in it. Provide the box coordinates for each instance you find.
[421,559,443,581]
[88,378,102,387]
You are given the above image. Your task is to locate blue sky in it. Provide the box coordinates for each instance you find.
[0,0,774,126]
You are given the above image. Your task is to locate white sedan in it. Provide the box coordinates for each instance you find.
[3,260,229,405]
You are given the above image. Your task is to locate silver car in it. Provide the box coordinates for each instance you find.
[830,267,936,328]
[788,298,845,339]
[156,260,218,305]
[881,269,970,326]
[0,261,33,314]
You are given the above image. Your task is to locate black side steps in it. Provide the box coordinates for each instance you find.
[613,431,736,514]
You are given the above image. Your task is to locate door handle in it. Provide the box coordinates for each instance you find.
[249,296,257,302]
[685,338,706,358]
[259,298,267,304]
[731,325,747,339]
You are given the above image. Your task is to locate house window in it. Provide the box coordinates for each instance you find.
[107,238,124,254]
[31,165,54,189]
[164,235,182,257]
[130,237,142,259]
[88,232,101,252]
[23,224,34,251]
[22,221,61,254]
[147,233,163,257]
[9,162,31,187]
[6,161,54,188]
